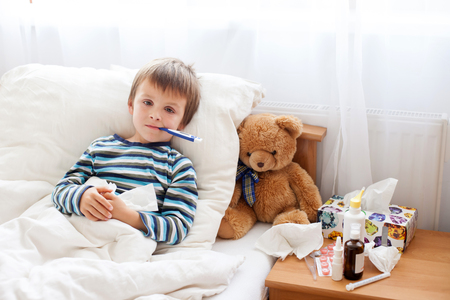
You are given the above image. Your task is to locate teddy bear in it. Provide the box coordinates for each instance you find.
[217,113,323,240]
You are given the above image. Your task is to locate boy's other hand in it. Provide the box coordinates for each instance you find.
[103,192,148,233]
[103,192,128,220]
[80,186,114,221]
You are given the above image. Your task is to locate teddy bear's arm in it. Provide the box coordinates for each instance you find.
[286,162,323,222]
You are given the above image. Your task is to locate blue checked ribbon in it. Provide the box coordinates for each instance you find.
[236,160,259,207]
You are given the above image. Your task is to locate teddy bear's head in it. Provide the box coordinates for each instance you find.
[237,113,303,173]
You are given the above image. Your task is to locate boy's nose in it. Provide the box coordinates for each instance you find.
[150,112,161,121]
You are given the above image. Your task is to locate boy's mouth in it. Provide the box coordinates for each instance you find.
[146,125,160,130]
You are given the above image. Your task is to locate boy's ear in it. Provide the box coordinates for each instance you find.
[128,99,134,115]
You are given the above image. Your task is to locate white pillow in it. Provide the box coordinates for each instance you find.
[0,64,135,184]
[0,64,264,252]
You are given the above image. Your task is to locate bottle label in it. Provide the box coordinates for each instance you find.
[355,252,364,273]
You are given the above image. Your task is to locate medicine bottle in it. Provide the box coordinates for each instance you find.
[344,223,365,280]
[331,236,343,281]
[343,189,365,245]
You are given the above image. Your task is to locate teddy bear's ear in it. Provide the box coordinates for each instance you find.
[237,117,247,134]
[275,115,303,139]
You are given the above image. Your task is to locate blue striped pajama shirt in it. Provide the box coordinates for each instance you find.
[51,134,198,245]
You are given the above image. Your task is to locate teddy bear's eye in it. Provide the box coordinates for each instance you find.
[271,150,277,155]
[247,152,252,157]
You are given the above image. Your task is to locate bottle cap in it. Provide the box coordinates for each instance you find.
[350,223,361,240]
[333,236,342,253]
[350,189,364,208]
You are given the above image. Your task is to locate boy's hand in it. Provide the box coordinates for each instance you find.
[103,192,128,220]
[79,186,114,221]
[103,192,148,233]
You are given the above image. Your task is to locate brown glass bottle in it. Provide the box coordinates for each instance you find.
[343,224,365,280]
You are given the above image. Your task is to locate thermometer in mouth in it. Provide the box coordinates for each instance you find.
[159,128,203,143]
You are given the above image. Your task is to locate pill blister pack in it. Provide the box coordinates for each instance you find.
[315,242,337,276]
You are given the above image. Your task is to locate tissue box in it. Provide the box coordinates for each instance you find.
[317,195,418,253]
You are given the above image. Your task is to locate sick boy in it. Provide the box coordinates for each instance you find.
[51,58,200,245]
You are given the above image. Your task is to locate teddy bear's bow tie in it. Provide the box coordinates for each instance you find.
[236,160,259,207]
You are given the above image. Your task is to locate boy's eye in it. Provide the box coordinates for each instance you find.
[144,100,153,106]
[165,107,175,113]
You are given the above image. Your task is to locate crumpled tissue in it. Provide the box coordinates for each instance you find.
[367,245,401,273]
[343,178,398,214]
[85,177,158,211]
[255,222,323,261]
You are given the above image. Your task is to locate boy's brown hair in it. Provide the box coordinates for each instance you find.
[128,57,201,128]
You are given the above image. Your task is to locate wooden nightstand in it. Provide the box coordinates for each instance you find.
[265,229,450,300]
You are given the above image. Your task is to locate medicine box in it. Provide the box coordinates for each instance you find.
[317,195,419,253]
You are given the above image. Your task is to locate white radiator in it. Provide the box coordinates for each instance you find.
[252,101,449,230]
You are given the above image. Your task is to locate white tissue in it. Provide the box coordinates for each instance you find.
[368,246,401,273]
[119,185,158,211]
[255,223,323,261]
[85,177,158,211]
[343,178,398,214]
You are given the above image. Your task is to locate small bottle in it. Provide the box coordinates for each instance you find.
[344,223,365,280]
[331,236,343,281]
[343,189,365,245]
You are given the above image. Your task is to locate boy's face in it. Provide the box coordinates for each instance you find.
[128,79,187,143]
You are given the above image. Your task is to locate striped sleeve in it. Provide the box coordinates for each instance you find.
[139,155,198,245]
[51,146,96,215]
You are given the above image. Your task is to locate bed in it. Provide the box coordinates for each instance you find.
[0,64,322,300]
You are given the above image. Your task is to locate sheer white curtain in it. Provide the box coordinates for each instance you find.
[1,0,449,229]
[321,0,372,200]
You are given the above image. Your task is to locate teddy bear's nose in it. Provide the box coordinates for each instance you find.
[257,162,264,168]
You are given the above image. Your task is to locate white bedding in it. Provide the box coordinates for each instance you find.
[0,64,266,299]
[0,195,244,300]
[207,222,276,300]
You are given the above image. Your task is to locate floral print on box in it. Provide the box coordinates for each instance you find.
[399,205,416,211]
[318,209,340,230]
[389,206,402,215]
[373,236,392,247]
[365,219,379,236]
[369,213,386,222]
[328,231,343,240]
[324,199,334,205]
[390,215,408,225]
[386,223,406,240]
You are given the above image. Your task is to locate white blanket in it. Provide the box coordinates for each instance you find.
[0,196,244,300]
